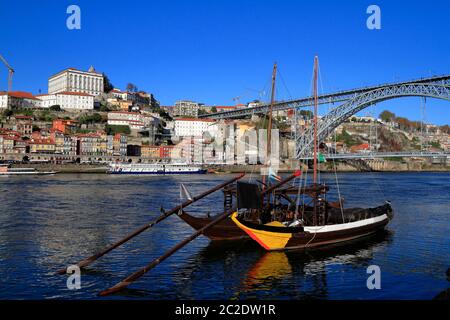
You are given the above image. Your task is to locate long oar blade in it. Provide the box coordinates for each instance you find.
[56,173,245,275]
[98,170,301,296]
[99,206,237,296]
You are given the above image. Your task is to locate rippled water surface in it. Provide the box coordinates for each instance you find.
[0,172,448,299]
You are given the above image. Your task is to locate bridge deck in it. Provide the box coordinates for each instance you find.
[300,151,450,160]
[200,75,450,120]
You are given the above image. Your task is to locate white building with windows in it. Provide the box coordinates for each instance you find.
[0,91,42,109]
[174,100,200,117]
[36,92,94,110]
[174,118,218,137]
[48,66,104,96]
[107,111,156,130]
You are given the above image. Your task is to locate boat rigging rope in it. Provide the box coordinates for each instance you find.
[316,61,345,223]
[304,224,327,248]
[367,103,388,202]
[332,127,345,223]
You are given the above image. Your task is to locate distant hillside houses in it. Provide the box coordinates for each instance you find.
[107,88,157,111]
[107,111,160,131]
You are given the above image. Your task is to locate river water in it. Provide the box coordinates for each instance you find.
[0,172,448,300]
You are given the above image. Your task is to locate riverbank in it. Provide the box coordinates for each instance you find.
[9,159,450,174]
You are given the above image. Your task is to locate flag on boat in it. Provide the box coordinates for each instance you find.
[318,153,327,163]
[268,167,282,182]
[180,183,193,201]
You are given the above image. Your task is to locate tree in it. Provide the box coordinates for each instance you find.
[99,102,112,112]
[159,110,173,121]
[126,83,138,92]
[211,106,217,113]
[379,110,396,123]
[105,124,130,135]
[299,110,313,118]
[49,105,61,111]
[439,124,450,134]
[103,73,114,93]
[77,113,104,124]
[1,109,13,118]
[38,110,55,122]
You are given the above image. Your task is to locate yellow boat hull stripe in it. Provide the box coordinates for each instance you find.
[231,212,292,250]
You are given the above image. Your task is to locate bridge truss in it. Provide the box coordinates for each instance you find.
[295,83,450,158]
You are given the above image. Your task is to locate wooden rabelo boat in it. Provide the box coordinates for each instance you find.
[177,183,332,241]
[230,191,393,251]
[230,56,394,251]
[179,174,393,248]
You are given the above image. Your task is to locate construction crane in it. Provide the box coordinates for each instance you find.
[0,54,14,92]
[232,96,242,105]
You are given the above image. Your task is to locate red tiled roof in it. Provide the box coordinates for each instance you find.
[350,143,370,151]
[0,91,39,100]
[214,106,236,110]
[49,128,65,134]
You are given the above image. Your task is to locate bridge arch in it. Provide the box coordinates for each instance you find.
[296,83,450,158]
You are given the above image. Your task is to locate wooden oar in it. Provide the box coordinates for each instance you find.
[99,170,301,296]
[56,173,245,275]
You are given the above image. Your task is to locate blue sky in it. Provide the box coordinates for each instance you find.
[0,0,449,124]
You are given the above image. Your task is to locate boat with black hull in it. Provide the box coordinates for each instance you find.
[230,56,394,251]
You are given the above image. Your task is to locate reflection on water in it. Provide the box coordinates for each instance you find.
[182,230,393,300]
[0,172,448,299]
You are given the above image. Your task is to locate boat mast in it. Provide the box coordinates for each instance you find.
[313,56,319,225]
[267,62,277,163]
[313,56,318,185]
[262,63,277,194]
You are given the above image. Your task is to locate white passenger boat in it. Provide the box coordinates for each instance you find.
[0,164,57,175]
[108,162,207,174]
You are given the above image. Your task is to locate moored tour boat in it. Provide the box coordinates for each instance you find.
[108,162,207,174]
[0,164,57,175]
